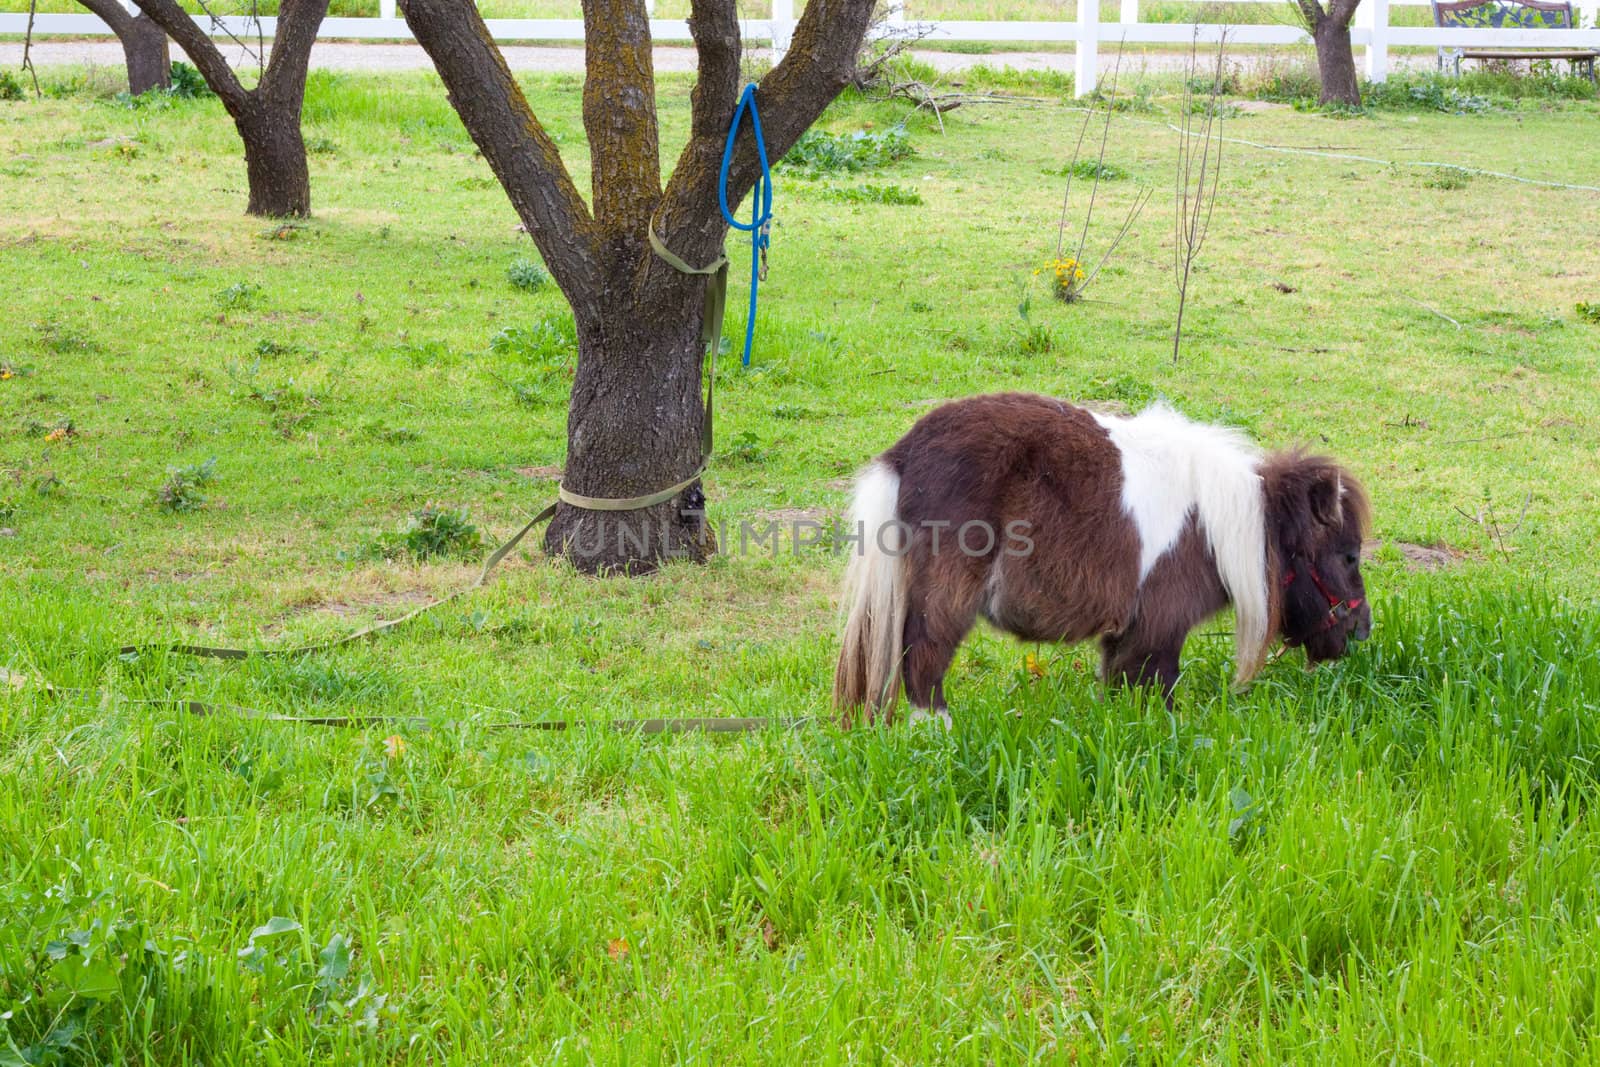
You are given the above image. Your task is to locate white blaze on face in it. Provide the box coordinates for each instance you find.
[1091,404,1271,683]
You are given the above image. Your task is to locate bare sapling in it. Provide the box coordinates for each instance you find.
[1172,32,1227,363]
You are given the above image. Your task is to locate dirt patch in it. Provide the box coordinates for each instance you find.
[141,569,212,583]
[274,569,448,621]
[313,590,437,619]
[1364,539,1465,571]
[1079,399,1133,416]
[315,207,403,226]
[1232,100,1292,113]
[514,465,563,481]
[754,507,834,525]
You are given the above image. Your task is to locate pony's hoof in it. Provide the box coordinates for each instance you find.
[907,708,953,731]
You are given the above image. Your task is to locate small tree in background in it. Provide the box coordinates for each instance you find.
[400,0,878,574]
[1293,0,1364,106]
[130,0,329,216]
[77,0,170,95]
[1172,35,1225,362]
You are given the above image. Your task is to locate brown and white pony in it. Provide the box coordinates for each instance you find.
[833,393,1372,725]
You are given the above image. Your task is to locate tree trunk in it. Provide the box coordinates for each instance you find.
[121,13,170,95]
[544,286,716,573]
[401,0,877,575]
[131,0,327,216]
[77,0,170,95]
[236,103,312,218]
[1312,16,1362,106]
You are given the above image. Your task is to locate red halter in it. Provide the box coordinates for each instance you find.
[1282,564,1365,632]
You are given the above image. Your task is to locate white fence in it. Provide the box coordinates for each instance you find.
[5,1,1599,96]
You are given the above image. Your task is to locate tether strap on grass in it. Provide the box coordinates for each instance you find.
[119,223,730,662]
[106,195,736,702]
[85,499,814,732]
[117,502,556,660]
[35,685,814,734]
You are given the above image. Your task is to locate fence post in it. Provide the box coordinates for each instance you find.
[1119,0,1138,26]
[887,0,906,26]
[380,0,395,19]
[1360,0,1390,81]
[772,0,794,60]
[1075,0,1098,96]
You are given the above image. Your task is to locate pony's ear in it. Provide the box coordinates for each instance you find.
[1263,455,1358,556]
[1307,468,1344,530]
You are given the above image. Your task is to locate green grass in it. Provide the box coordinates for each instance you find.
[3,66,1600,1062]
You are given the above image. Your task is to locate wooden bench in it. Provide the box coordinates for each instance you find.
[1431,0,1599,82]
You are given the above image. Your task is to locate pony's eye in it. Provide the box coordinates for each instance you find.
[1344,551,1360,567]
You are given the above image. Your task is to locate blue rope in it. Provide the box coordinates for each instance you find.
[718,83,773,368]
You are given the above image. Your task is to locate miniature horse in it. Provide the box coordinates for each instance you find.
[834,393,1371,724]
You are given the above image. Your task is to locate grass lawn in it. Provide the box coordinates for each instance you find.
[3,65,1600,1062]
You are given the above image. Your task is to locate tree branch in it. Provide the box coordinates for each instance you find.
[656,0,875,270]
[399,0,603,316]
[686,0,741,151]
[650,0,740,268]
[259,0,330,104]
[580,0,661,255]
[740,0,878,191]
[1291,0,1328,29]
[76,0,133,34]
[131,0,247,112]
[1327,0,1361,26]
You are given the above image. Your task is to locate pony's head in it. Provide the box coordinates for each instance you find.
[1262,453,1372,665]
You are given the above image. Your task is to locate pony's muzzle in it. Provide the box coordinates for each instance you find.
[1352,608,1373,643]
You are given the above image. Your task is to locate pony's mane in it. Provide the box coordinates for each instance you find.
[1093,403,1271,683]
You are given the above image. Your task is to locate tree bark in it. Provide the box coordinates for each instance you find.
[1312,17,1362,106]
[77,0,170,95]
[237,102,312,218]
[122,14,171,95]
[544,298,716,573]
[401,0,876,574]
[131,0,328,217]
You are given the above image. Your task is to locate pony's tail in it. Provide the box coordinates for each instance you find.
[833,462,908,723]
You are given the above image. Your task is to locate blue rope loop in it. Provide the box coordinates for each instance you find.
[718,83,774,368]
